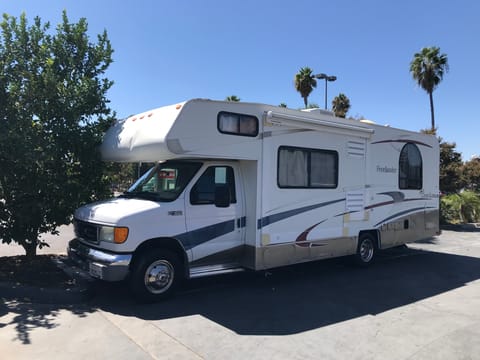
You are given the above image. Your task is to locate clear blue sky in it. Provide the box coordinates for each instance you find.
[3,0,479,160]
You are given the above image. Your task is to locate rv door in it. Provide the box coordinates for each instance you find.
[184,164,245,265]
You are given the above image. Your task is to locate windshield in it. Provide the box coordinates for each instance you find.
[122,161,202,202]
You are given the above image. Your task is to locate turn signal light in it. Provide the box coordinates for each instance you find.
[114,227,129,244]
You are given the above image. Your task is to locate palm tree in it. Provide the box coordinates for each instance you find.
[225,95,240,102]
[294,67,317,108]
[332,93,351,118]
[410,47,449,131]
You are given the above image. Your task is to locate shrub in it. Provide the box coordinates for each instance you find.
[440,194,463,224]
[440,191,480,224]
[460,191,480,223]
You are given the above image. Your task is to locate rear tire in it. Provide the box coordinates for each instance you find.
[354,233,376,266]
[129,249,182,302]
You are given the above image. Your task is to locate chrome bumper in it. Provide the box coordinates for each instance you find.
[67,238,132,281]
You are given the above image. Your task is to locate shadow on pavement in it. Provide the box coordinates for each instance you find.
[92,246,480,335]
[0,300,94,345]
[3,245,480,342]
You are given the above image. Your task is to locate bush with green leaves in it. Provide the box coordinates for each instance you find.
[440,191,480,224]
[0,12,114,257]
[460,191,480,223]
[440,194,462,224]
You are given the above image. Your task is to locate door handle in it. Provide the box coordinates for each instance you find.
[236,217,246,228]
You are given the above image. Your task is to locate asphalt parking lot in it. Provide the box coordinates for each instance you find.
[1,228,480,359]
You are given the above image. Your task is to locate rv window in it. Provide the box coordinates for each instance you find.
[278,146,338,188]
[310,151,337,187]
[190,166,237,205]
[399,143,422,189]
[218,112,258,137]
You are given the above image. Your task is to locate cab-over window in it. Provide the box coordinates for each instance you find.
[218,112,258,137]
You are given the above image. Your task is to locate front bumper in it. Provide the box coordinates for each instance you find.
[67,238,132,281]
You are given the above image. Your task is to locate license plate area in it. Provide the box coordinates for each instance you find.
[89,262,104,279]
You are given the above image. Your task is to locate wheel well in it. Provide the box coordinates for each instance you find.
[358,230,380,249]
[131,238,188,277]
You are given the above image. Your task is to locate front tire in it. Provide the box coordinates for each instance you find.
[130,249,182,302]
[354,233,376,266]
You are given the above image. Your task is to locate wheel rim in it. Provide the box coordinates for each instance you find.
[144,260,174,294]
[360,238,374,263]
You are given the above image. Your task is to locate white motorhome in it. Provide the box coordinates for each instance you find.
[68,99,440,301]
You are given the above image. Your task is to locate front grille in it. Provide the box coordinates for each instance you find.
[74,219,98,243]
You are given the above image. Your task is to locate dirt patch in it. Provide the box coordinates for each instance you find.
[0,255,75,288]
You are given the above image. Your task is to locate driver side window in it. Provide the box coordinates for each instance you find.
[190,166,237,205]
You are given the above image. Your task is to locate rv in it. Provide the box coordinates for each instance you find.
[68,99,440,301]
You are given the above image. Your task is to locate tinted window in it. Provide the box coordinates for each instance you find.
[190,166,237,205]
[399,143,422,189]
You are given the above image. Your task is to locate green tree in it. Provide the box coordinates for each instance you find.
[410,47,449,130]
[225,95,240,102]
[278,102,287,108]
[332,93,351,118]
[0,12,114,257]
[103,162,138,193]
[462,157,480,192]
[294,67,317,108]
[439,140,463,194]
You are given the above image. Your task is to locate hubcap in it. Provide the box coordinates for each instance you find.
[360,238,374,262]
[144,260,174,294]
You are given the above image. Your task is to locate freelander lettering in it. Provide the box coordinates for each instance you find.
[376,165,397,173]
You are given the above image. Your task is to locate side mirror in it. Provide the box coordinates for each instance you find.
[214,185,231,208]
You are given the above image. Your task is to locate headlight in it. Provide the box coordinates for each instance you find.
[98,226,129,244]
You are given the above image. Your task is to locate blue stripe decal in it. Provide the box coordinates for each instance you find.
[175,219,236,251]
[257,198,345,229]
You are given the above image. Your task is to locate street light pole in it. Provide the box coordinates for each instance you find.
[315,73,337,110]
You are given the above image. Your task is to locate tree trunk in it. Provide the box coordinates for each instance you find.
[22,238,38,259]
[429,91,435,131]
[303,96,308,108]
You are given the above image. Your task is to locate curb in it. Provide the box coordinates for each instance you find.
[0,256,95,304]
[441,223,480,232]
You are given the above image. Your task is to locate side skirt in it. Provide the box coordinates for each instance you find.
[189,264,245,279]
